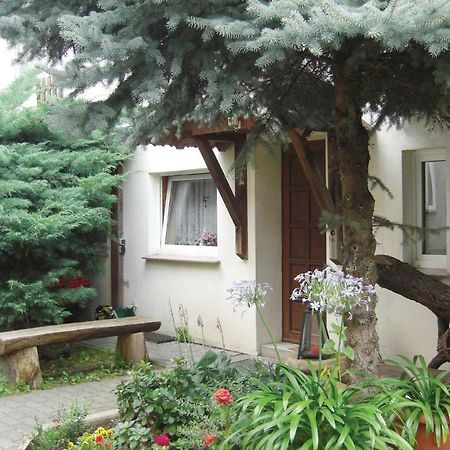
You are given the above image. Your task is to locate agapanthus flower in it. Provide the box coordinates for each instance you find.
[226,280,272,310]
[291,267,374,318]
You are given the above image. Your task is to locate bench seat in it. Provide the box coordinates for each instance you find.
[0,317,161,355]
[0,317,161,388]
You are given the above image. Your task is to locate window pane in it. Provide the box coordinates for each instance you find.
[165,178,217,246]
[422,160,446,255]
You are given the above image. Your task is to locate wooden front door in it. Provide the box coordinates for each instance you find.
[282,140,327,342]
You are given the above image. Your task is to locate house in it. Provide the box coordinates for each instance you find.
[118,120,450,364]
[1,38,449,364]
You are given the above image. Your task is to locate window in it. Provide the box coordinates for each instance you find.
[162,174,217,247]
[413,150,448,269]
[36,76,63,104]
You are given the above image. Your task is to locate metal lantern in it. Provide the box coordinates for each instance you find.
[298,303,331,359]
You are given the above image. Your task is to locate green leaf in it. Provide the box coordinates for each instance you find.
[322,339,336,355]
[289,415,300,442]
[195,350,218,368]
[342,346,355,360]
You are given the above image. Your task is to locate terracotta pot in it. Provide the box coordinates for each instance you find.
[415,416,450,450]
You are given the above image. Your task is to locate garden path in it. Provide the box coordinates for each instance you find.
[0,340,251,449]
[0,377,123,450]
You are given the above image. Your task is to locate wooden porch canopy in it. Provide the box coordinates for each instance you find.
[156,120,336,260]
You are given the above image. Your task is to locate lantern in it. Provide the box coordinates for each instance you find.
[298,304,331,359]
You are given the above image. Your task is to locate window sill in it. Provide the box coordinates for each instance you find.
[143,254,220,264]
[417,267,450,278]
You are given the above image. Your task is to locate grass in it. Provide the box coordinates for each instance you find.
[0,344,133,397]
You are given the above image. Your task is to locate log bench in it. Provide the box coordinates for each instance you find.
[0,317,161,388]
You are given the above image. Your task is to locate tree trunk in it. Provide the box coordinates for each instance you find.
[334,64,381,373]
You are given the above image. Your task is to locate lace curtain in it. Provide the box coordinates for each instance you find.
[165,177,217,246]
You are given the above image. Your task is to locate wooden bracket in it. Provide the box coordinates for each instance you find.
[197,138,248,259]
[234,138,248,259]
[289,129,335,213]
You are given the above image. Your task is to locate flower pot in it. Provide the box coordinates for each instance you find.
[415,416,450,450]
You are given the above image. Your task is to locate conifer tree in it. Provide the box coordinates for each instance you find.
[0,73,123,330]
[1,1,449,370]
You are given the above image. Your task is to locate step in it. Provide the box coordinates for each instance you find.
[260,342,298,360]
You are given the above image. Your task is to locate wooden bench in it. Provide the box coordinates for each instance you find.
[0,317,161,388]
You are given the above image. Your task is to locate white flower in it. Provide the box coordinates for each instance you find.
[290,268,374,318]
[310,301,321,311]
[227,280,272,310]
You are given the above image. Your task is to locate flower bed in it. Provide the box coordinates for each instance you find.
[28,351,450,450]
[28,271,450,449]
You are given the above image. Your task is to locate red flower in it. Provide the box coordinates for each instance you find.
[203,434,217,447]
[104,444,111,449]
[154,433,171,446]
[95,435,104,444]
[214,388,232,405]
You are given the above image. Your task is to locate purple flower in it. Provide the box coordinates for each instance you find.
[196,230,217,246]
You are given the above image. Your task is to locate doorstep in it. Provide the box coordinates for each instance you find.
[260,342,335,370]
[260,342,298,361]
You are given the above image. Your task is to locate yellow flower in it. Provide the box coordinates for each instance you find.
[67,442,74,449]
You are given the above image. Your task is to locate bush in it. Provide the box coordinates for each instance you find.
[114,351,269,449]
[0,73,124,330]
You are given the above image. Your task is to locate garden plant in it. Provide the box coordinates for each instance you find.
[0,72,124,330]
[27,271,447,449]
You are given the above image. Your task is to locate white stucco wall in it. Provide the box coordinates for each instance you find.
[255,145,283,345]
[370,120,450,364]
[122,145,259,354]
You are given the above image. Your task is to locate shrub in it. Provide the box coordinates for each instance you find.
[114,351,269,449]
[0,73,124,330]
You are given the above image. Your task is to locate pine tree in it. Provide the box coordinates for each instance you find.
[0,73,124,330]
[1,1,449,370]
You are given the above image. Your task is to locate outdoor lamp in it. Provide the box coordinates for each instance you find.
[298,303,331,359]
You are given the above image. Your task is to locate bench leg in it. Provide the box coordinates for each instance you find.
[116,332,149,365]
[2,347,42,389]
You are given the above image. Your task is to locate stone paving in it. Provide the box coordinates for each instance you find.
[0,339,251,450]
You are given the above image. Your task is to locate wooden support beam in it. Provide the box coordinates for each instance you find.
[196,138,248,259]
[290,129,335,213]
[197,139,241,228]
[235,138,248,259]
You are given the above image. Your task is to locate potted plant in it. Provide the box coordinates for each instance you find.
[383,355,450,449]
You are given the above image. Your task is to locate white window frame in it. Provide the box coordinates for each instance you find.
[413,149,448,270]
[161,173,218,252]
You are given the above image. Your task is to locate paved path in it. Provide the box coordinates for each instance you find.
[0,377,123,450]
[0,340,251,449]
